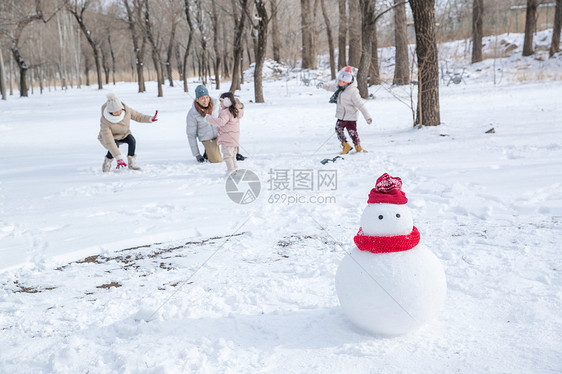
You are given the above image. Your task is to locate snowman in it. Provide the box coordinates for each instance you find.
[335,173,447,336]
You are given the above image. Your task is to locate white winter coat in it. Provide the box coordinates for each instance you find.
[323,79,371,122]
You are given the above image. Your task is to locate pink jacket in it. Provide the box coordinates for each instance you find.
[206,107,244,147]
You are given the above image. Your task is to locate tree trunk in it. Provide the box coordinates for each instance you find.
[550,0,562,57]
[85,58,91,86]
[320,0,336,79]
[166,20,177,87]
[523,0,537,56]
[9,3,47,97]
[183,0,194,92]
[37,66,44,94]
[471,0,483,63]
[83,34,101,88]
[271,0,281,62]
[8,53,13,96]
[393,0,409,85]
[338,0,347,69]
[211,0,221,89]
[0,51,6,100]
[252,0,269,103]
[409,0,440,126]
[348,0,362,67]
[301,0,317,69]
[230,0,249,93]
[369,24,380,86]
[357,0,375,98]
[11,48,29,97]
[222,20,231,79]
[123,0,146,92]
[102,47,110,85]
[68,6,103,90]
[108,35,116,85]
[142,0,163,97]
[175,43,183,81]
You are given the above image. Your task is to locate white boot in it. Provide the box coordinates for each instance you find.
[128,155,141,171]
[102,157,112,172]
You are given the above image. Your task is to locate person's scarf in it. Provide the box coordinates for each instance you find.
[329,77,354,104]
[195,99,214,117]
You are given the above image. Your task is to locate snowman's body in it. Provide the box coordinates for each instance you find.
[336,200,447,336]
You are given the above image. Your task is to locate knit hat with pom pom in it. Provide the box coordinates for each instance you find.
[106,93,124,113]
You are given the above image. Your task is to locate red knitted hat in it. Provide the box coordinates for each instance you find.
[367,173,408,205]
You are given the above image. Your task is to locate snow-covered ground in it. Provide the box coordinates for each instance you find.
[1,33,561,373]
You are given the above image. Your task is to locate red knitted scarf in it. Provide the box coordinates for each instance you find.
[354,226,420,253]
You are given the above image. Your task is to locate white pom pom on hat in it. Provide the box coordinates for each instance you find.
[221,97,232,107]
[106,93,124,113]
[337,66,354,83]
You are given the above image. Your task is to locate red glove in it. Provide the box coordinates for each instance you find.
[152,110,158,122]
[116,158,127,169]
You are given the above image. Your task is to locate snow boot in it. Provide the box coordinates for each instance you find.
[128,155,141,171]
[355,144,367,153]
[102,157,112,172]
[340,142,352,155]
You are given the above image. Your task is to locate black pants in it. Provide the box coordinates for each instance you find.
[106,134,136,159]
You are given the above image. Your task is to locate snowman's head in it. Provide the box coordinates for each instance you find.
[360,203,413,236]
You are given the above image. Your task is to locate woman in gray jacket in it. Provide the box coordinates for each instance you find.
[186,85,222,163]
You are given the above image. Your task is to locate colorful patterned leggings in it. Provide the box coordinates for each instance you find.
[335,120,360,145]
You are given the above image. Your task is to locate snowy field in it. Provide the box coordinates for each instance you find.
[1,35,562,372]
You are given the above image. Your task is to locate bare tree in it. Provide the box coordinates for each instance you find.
[138,0,163,97]
[107,35,116,85]
[409,0,440,126]
[194,0,208,84]
[210,0,221,89]
[348,0,361,66]
[123,0,146,92]
[369,23,380,86]
[3,0,57,96]
[550,0,562,57]
[300,0,317,69]
[393,0,409,85]
[221,14,231,79]
[357,0,375,98]
[65,0,104,90]
[101,42,110,84]
[472,0,483,63]
[182,0,194,92]
[523,0,537,56]
[243,0,269,102]
[229,0,249,93]
[338,0,347,69]
[320,0,336,79]
[0,51,6,100]
[164,5,179,88]
[270,0,281,62]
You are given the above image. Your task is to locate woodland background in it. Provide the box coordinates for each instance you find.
[1,0,561,125]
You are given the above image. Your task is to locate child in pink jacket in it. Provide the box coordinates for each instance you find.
[205,92,244,174]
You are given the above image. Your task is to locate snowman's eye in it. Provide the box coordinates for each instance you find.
[396,213,401,218]
[378,215,383,220]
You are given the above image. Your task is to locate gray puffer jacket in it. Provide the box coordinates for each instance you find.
[323,79,371,122]
[186,99,220,157]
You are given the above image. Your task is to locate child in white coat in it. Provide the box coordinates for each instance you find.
[321,66,372,155]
